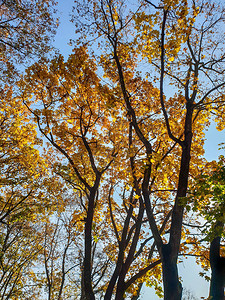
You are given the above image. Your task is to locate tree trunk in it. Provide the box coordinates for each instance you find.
[162,244,182,300]
[83,185,99,300]
[115,280,126,300]
[209,236,225,300]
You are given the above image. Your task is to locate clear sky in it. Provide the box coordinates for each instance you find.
[53,1,225,299]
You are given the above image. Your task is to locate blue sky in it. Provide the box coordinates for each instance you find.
[204,122,225,161]
[53,1,225,299]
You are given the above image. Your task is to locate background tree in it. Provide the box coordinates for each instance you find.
[0,83,71,299]
[37,206,80,300]
[0,0,57,83]
[190,156,225,300]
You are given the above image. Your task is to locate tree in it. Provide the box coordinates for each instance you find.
[0,83,59,227]
[37,207,80,300]
[0,0,57,83]
[20,47,165,300]
[16,0,225,299]
[190,156,225,300]
[71,0,225,299]
[0,84,71,299]
[0,216,43,299]
[20,48,121,300]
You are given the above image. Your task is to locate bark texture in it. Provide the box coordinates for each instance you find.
[209,236,225,300]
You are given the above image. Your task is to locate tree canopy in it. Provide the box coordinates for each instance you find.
[0,0,57,83]
[0,0,225,299]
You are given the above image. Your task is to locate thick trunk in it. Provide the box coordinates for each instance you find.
[115,280,126,300]
[209,236,225,300]
[163,265,182,300]
[158,12,193,294]
[161,145,190,300]
[162,244,182,300]
[161,102,193,299]
[210,268,225,300]
[83,185,99,300]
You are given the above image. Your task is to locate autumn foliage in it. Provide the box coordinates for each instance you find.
[0,0,225,299]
